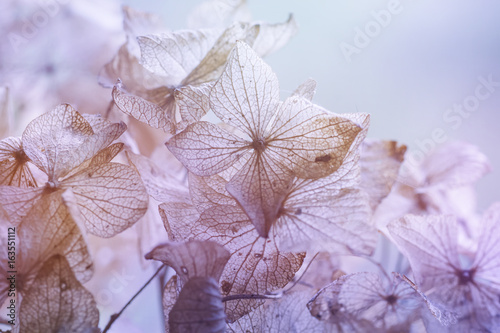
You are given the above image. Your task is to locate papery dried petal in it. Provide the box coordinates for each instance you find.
[187,0,251,29]
[275,188,375,255]
[422,142,491,188]
[126,150,189,203]
[64,142,124,179]
[194,205,304,321]
[167,121,248,176]
[123,6,165,50]
[139,30,216,85]
[226,152,293,237]
[17,190,93,286]
[292,78,317,101]
[188,173,236,211]
[266,96,362,179]
[210,41,279,137]
[61,162,149,237]
[22,104,126,180]
[112,85,175,133]
[145,240,230,284]
[252,15,298,57]
[230,291,331,332]
[175,83,212,131]
[474,202,500,284]
[163,275,179,333]
[0,137,37,187]
[0,186,43,226]
[360,139,406,211]
[169,276,226,333]
[182,23,259,86]
[159,201,200,241]
[18,255,99,333]
[388,214,460,290]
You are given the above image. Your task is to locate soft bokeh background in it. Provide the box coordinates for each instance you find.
[1,1,499,332]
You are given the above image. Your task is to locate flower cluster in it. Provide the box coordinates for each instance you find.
[0,1,498,332]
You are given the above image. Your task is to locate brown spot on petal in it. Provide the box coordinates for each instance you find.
[221,280,232,294]
[315,154,331,163]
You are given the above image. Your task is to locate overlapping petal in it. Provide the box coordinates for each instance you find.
[18,255,99,333]
[0,137,38,187]
[62,162,149,238]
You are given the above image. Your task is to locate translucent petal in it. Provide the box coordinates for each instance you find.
[0,137,38,187]
[123,6,164,49]
[22,104,126,180]
[388,215,461,290]
[360,139,406,211]
[226,152,293,237]
[266,96,362,179]
[18,255,99,333]
[63,142,124,179]
[126,150,189,203]
[309,272,456,330]
[100,43,166,93]
[473,202,500,288]
[163,275,179,333]
[138,30,216,84]
[17,191,93,285]
[252,15,299,57]
[167,121,249,176]
[188,173,236,211]
[0,186,43,226]
[61,162,149,237]
[112,84,175,133]
[275,188,375,255]
[187,0,251,29]
[145,240,230,284]
[422,142,491,188]
[394,273,457,327]
[194,205,304,321]
[230,291,332,333]
[175,83,212,131]
[183,23,259,86]
[159,201,201,241]
[292,78,317,101]
[210,41,280,137]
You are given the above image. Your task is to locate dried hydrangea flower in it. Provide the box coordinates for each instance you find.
[0,104,149,237]
[16,255,99,333]
[168,42,363,237]
[374,142,491,232]
[388,204,500,331]
[110,6,297,134]
[161,173,304,321]
[308,272,456,331]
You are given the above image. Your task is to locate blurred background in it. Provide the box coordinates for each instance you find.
[1,0,499,332]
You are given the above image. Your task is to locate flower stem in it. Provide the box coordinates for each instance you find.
[102,264,166,333]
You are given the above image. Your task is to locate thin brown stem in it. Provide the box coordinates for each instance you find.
[102,264,166,333]
[222,293,281,302]
[282,252,319,294]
